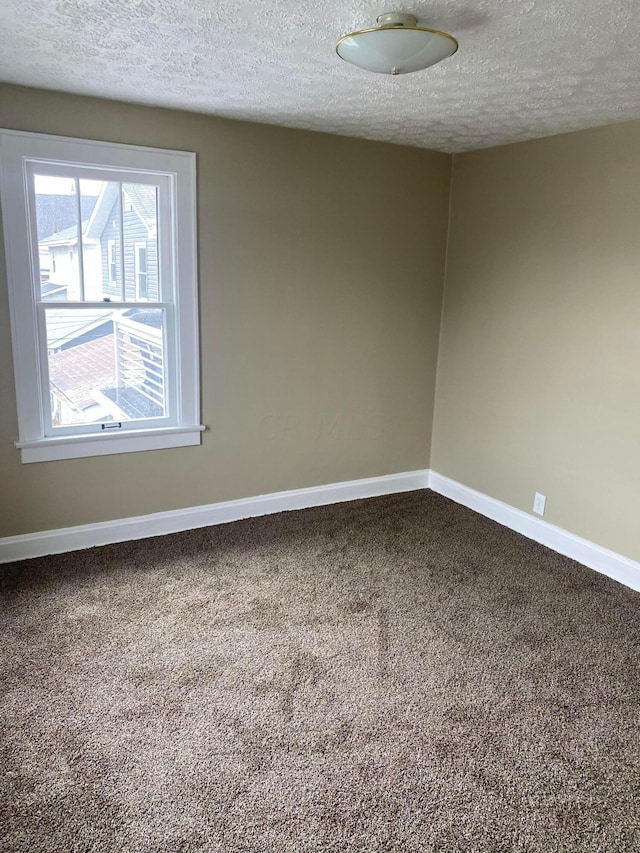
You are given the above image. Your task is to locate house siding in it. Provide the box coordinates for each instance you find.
[100,197,158,301]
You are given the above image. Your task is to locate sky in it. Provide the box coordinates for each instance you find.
[34,175,103,195]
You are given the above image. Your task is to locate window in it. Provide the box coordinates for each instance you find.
[0,130,203,463]
[134,242,148,299]
[107,239,117,287]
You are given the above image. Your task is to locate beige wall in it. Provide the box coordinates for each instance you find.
[0,84,451,536]
[4,85,636,564]
[431,120,640,563]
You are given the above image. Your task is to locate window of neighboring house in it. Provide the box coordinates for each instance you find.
[134,242,148,299]
[107,239,117,288]
[0,129,203,463]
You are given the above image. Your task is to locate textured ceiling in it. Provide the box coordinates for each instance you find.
[1,0,639,153]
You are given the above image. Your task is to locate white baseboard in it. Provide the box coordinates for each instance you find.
[0,469,430,564]
[428,471,640,593]
[3,467,637,595]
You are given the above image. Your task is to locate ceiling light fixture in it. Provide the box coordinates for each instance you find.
[336,11,458,76]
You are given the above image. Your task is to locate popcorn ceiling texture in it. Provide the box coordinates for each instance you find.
[0,0,638,152]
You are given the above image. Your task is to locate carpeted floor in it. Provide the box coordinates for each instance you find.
[2,490,640,852]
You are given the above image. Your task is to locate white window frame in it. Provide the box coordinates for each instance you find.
[0,129,204,463]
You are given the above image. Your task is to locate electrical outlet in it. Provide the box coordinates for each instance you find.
[533,492,546,516]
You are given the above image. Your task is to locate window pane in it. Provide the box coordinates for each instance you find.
[123,183,159,302]
[79,179,123,301]
[35,176,161,304]
[45,307,167,426]
[34,174,98,301]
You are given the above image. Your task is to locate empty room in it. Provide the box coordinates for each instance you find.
[1,1,639,850]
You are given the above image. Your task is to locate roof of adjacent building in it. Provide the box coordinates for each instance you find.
[39,219,88,246]
[46,310,113,351]
[48,333,115,413]
[36,193,97,242]
[39,184,156,248]
[48,310,165,419]
[123,184,157,229]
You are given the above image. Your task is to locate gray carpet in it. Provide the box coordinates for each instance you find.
[2,490,640,852]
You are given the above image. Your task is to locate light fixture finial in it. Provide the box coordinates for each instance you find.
[376,12,417,28]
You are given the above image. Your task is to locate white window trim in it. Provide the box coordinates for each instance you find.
[15,425,206,463]
[0,129,204,463]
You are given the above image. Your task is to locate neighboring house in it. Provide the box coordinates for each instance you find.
[35,192,96,244]
[39,182,158,302]
[100,183,159,302]
[48,332,116,425]
[39,220,86,300]
[35,192,96,280]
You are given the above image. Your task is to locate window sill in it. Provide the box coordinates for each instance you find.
[16,425,206,463]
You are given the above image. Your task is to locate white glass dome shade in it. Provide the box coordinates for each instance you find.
[336,12,458,75]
